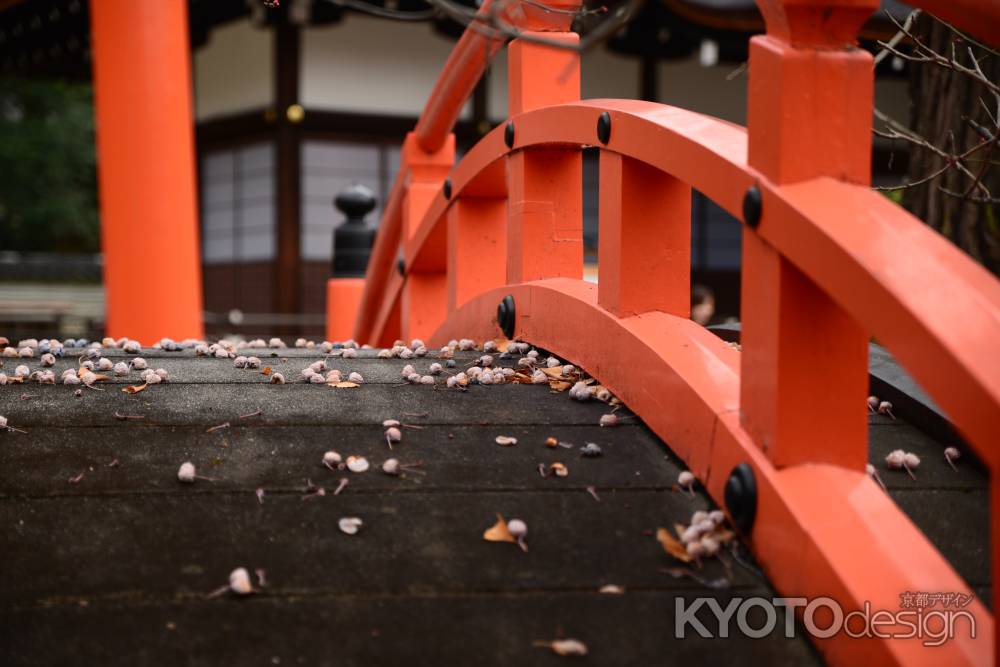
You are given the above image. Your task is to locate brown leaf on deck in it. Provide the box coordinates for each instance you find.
[330,381,360,388]
[260,367,272,376]
[121,383,148,394]
[656,527,693,562]
[483,513,515,543]
[712,528,736,544]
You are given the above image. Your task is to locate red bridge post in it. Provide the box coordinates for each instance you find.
[506,32,583,285]
[739,0,877,470]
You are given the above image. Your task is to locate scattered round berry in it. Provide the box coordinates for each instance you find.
[338,517,363,535]
[177,462,197,483]
[346,456,370,473]
[229,567,254,595]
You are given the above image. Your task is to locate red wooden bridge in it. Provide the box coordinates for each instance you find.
[332,0,1000,662]
[4,0,999,665]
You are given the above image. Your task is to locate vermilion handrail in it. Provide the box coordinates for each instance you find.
[386,97,1000,472]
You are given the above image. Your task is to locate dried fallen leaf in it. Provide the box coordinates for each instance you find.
[712,528,736,544]
[330,381,360,388]
[491,338,511,353]
[495,435,518,446]
[550,381,572,392]
[656,527,693,563]
[540,367,566,380]
[533,639,588,657]
[121,383,148,394]
[260,367,272,376]
[483,513,516,543]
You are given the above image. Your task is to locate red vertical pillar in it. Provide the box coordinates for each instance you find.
[400,132,454,341]
[598,152,690,318]
[739,0,876,470]
[505,32,582,285]
[89,0,204,343]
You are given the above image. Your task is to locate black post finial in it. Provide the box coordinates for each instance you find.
[331,184,377,277]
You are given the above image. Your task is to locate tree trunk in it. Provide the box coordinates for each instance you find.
[903,13,1000,276]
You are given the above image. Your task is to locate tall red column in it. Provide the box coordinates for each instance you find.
[90,0,204,343]
[738,0,875,470]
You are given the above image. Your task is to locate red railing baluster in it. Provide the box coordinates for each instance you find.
[506,32,583,285]
[400,133,454,342]
[447,198,507,313]
[598,152,691,317]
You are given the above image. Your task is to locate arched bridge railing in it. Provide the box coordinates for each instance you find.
[327,1,1000,664]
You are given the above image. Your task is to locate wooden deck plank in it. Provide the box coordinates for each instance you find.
[1,592,821,667]
[1,490,763,608]
[0,383,614,428]
[0,424,674,496]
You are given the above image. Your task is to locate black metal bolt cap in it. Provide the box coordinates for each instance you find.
[504,121,515,149]
[443,178,452,200]
[724,463,757,534]
[743,185,762,229]
[497,295,515,339]
[396,257,405,277]
[597,111,611,144]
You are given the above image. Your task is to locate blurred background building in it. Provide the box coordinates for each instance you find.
[0,0,912,339]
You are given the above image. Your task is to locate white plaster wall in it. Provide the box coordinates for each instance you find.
[658,56,748,125]
[193,16,911,140]
[193,20,274,121]
[301,14,468,118]
[657,54,911,130]
[487,47,641,121]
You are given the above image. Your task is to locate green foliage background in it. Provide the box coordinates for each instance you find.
[0,76,99,253]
